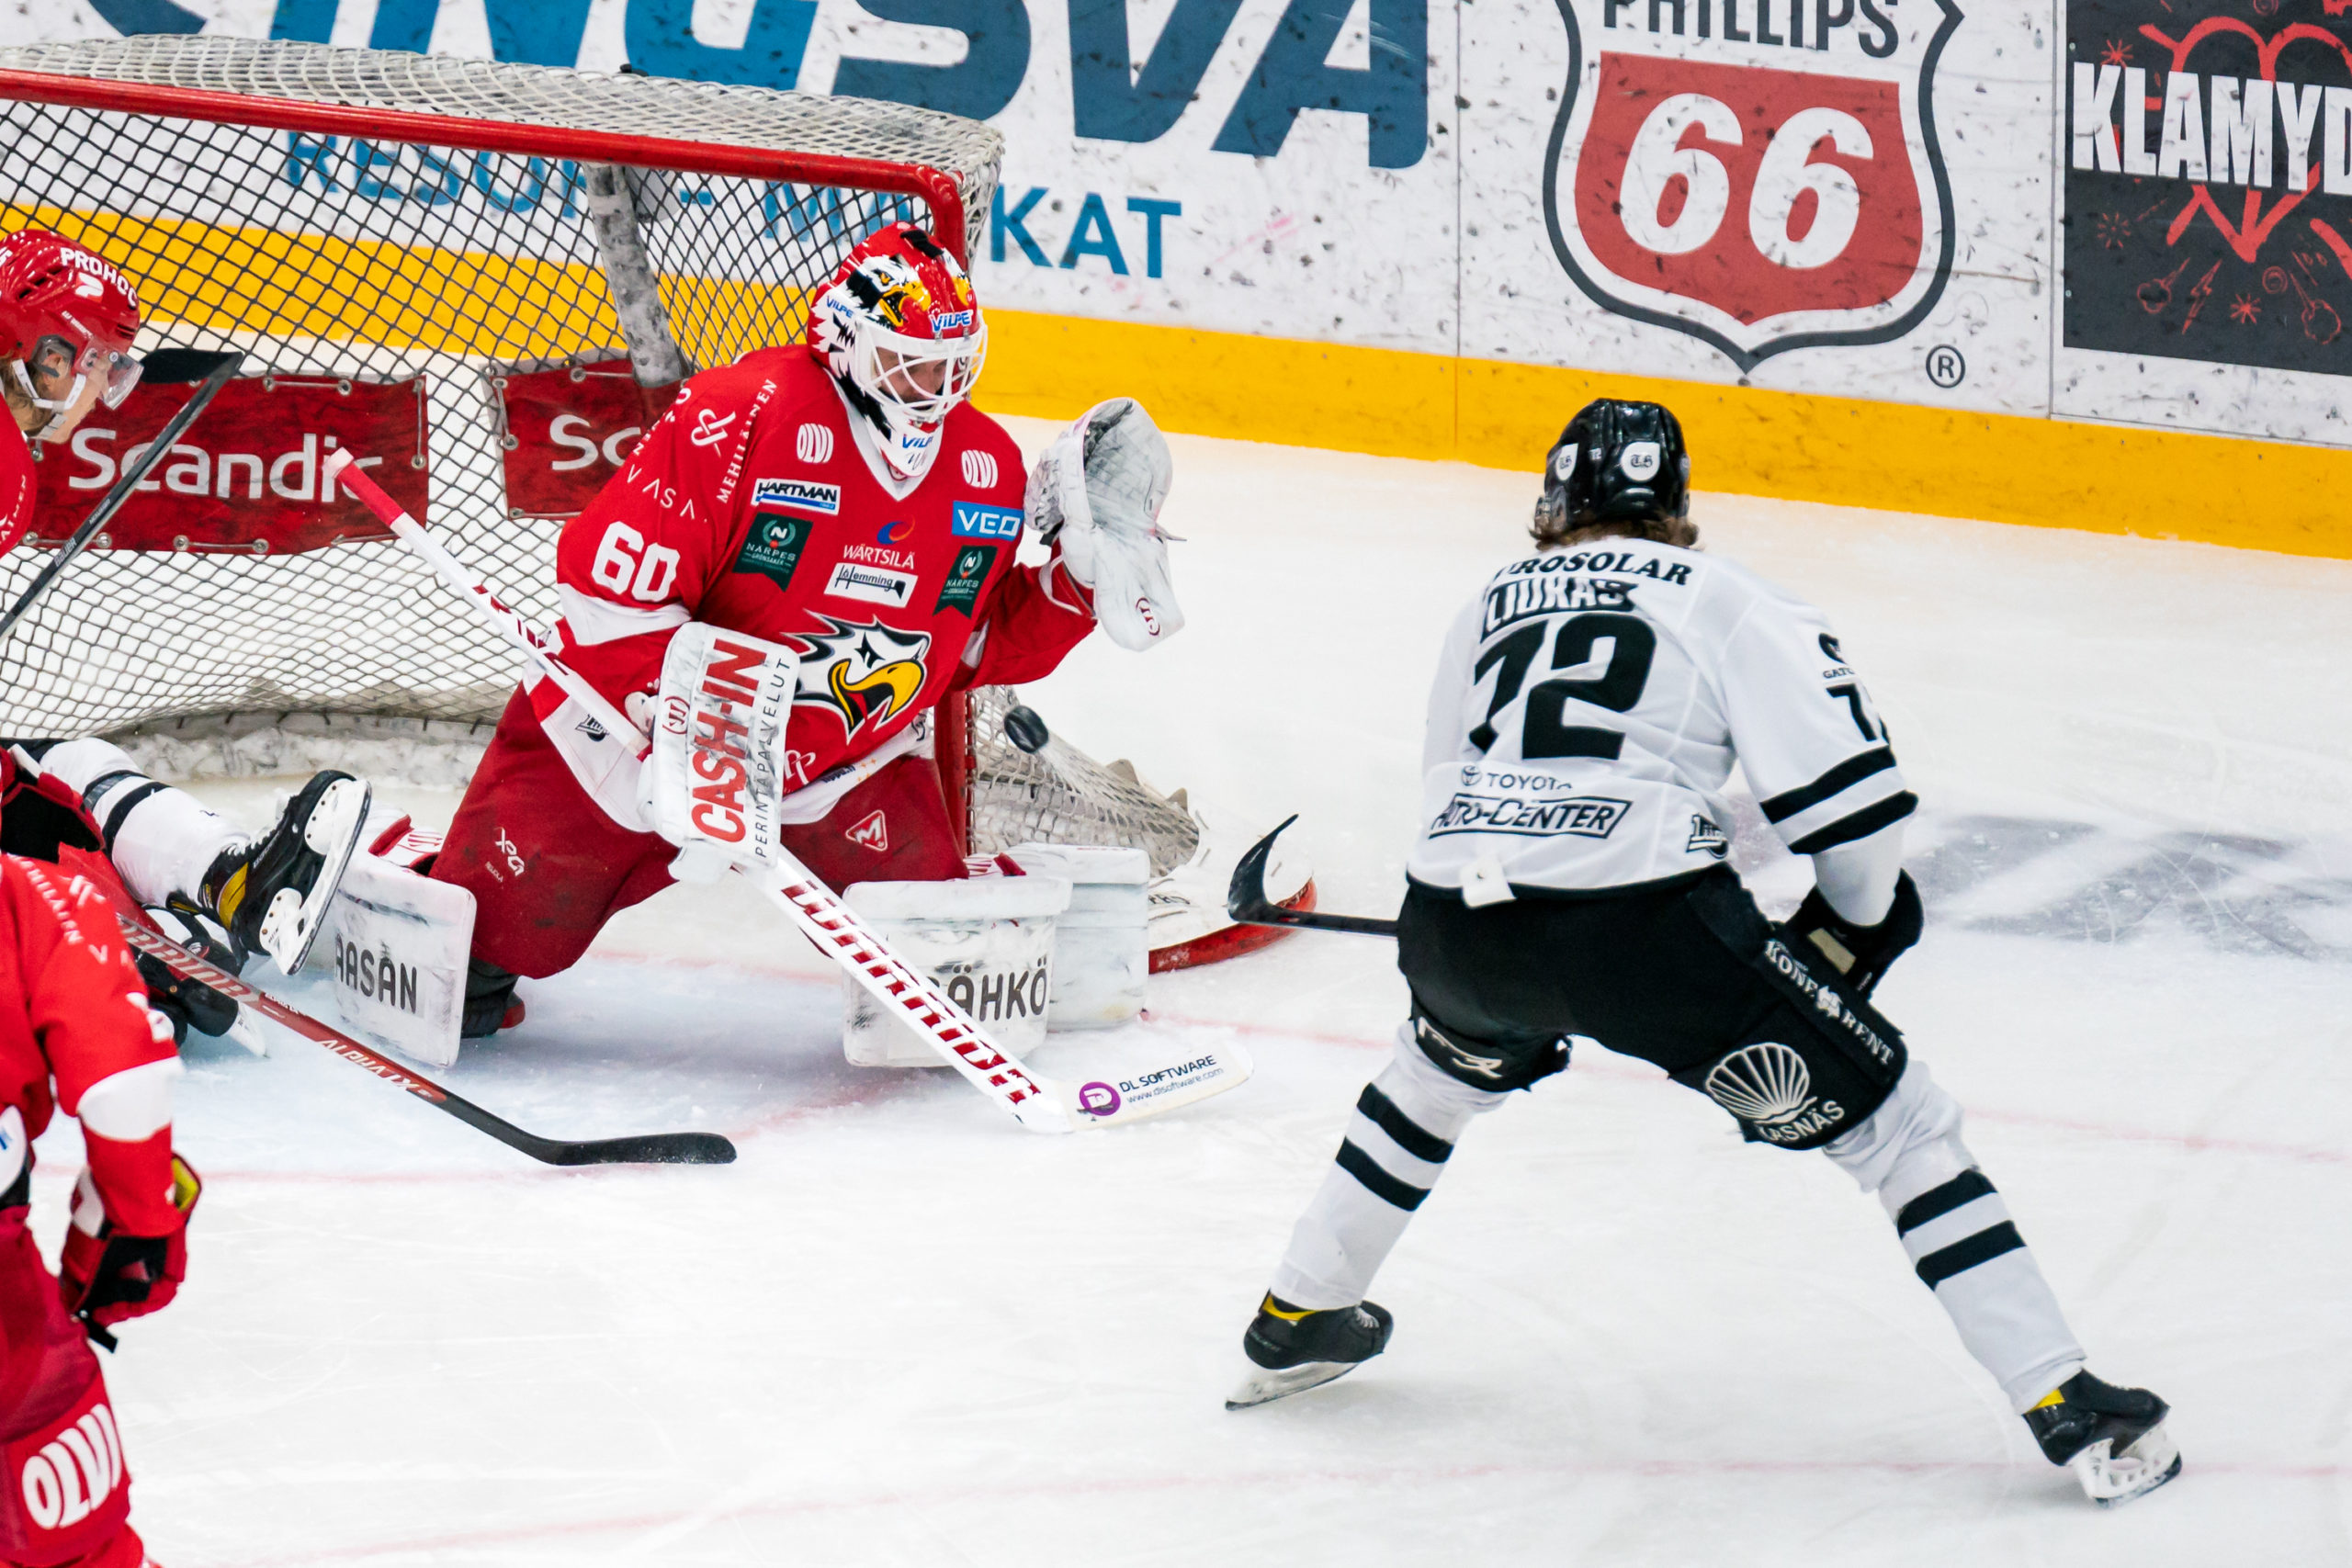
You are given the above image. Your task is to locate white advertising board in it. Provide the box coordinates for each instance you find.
[14,0,2351,449]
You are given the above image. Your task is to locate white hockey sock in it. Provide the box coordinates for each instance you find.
[1269,1027,1511,1310]
[1826,1062,2086,1412]
[28,739,243,908]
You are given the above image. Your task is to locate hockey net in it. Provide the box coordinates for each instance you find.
[0,38,1306,964]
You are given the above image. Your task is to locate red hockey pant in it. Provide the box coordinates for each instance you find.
[0,1211,141,1568]
[434,688,967,977]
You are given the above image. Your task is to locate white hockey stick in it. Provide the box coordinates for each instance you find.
[322,452,1096,1132]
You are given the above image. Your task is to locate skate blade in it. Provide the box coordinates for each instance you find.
[1226,1359,1365,1410]
[260,777,372,975]
[2074,1423,2183,1507]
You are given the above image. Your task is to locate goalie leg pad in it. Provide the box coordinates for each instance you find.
[1003,843,1149,1029]
[324,849,480,1068]
[841,876,1072,1067]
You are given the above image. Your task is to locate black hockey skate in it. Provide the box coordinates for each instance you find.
[138,896,246,1045]
[201,770,370,975]
[1226,1293,1393,1410]
[2023,1371,2181,1506]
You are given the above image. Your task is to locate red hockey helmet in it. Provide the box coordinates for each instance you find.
[807,222,985,480]
[0,229,143,440]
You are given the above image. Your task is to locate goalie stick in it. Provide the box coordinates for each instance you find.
[0,350,243,646]
[326,453,1250,1134]
[117,916,737,1167]
[1227,818,1399,938]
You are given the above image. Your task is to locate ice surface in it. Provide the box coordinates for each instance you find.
[57,423,2352,1563]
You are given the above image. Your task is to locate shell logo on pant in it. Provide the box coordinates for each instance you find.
[1702,1042,1816,1126]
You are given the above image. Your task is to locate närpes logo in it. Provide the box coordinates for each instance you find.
[935,544,999,615]
[1544,0,1962,369]
[2063,0,2352,376]
[736,512,814,591]
[752,477,842,515]
[1077,1081,1122,1116]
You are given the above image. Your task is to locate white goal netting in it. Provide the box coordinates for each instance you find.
[0,39,1215,886]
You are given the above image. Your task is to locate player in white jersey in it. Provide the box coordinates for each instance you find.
[1228,400,2180,1508]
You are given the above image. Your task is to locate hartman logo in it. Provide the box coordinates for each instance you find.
[752,477,842,514]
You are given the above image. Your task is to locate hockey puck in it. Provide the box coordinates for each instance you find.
[1003,705,1050,754]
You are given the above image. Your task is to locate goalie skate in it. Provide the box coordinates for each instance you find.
[208,771,372,975]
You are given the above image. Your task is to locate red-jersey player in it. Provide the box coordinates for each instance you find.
[0,228,372,1035]
[431,222,1183,1036]
[0,854,202,1568]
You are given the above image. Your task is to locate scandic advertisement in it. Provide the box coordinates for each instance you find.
[10,0,2352,478]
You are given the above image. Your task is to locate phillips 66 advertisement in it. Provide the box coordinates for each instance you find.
[13,0,2352,452]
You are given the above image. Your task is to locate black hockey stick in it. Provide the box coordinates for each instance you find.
[118,916,737,1167]
[0,349,243,647]
[1227,817,1398,938]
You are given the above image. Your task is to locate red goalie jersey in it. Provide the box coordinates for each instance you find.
[432,225,1100,996]
[547,346,1093,797]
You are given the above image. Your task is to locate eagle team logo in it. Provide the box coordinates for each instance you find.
[1544,0,1962,368]
[790,616,933,737]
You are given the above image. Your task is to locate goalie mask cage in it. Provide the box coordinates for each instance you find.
[0,38,1213,888]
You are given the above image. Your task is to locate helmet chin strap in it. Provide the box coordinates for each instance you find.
[7,356,85,442]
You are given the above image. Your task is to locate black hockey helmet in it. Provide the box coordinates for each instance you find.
[1533,399,1690,543]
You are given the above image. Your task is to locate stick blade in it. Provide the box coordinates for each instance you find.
[139,347,243,384]
[1227,815,1299,923]
[1063,1042,1252,1128]
[537,1132,739,1167]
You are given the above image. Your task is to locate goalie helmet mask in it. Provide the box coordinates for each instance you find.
[1534,399,1690,544]
[807,223,986,481]
[0,228,143,442]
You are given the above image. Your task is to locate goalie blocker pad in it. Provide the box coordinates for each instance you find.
[322,816,476,1069]
[644,623,800,872]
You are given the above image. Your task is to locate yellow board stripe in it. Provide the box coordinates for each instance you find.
[3,206,814,369]
[980,309,2352,560]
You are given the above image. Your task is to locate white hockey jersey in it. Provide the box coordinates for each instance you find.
[1407,539,1916,896]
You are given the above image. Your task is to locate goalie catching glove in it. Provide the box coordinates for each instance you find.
[1027,398,1182,651]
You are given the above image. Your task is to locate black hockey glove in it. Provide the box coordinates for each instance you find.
[136,897,244,1044]
[1779,872,1923,997]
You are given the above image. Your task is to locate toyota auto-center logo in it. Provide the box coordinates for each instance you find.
[1544,0,1963,368]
